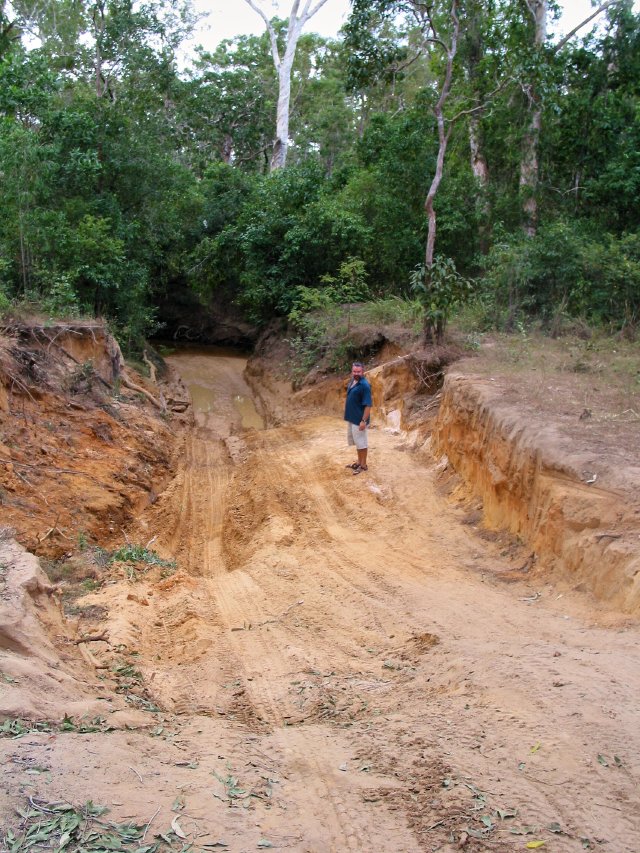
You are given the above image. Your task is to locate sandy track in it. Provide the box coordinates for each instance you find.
[4,353,639,852]
[124,377,640,852]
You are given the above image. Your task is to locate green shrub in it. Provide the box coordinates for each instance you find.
[481,223,640,331]
[109,544,176,569]
[286,259,370,378]
[411,257,474,342]
[40,272,80,318]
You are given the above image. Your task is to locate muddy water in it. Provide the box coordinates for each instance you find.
[164,345,264,436]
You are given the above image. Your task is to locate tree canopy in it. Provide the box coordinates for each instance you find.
[0,0,638,347]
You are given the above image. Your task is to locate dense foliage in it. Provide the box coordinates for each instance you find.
[0,0,638,350]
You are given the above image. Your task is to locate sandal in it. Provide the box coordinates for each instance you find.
[353,465,368,475]
[345,463,360,470]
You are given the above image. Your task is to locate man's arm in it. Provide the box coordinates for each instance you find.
[359,405,371,430]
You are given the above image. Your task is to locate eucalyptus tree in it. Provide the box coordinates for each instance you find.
[242,0,330,170]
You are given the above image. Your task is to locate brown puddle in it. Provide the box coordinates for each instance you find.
[164,345,264,435]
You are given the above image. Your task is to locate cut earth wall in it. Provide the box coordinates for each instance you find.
[431,373,640,614]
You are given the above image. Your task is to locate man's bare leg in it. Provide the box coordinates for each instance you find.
[357,448,368,470]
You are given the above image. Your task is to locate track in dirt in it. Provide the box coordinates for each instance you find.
[5,349,638,853]
[121,350,640,852]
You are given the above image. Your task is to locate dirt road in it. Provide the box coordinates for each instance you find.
[4,350,640,852]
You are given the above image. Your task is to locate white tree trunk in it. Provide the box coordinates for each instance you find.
[468,113,491,252]
[272,33,298,170]
[424,0,459,269]
[519,0,547,237]
[425,115,450,270]
[244,0,329,171]
[468,114,489,188]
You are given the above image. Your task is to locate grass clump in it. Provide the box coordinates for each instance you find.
[109,544,175,569]
[109,544,177,582]
[352,296,424,329]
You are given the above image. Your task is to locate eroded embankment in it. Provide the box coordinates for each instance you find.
[0,321,189,558]
[431,373,640,613]
[251,348,640,614]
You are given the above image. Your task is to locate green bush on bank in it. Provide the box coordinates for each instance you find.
[477,223,640,333]
[287,283,425,382]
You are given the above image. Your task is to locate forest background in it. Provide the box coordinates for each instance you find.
[0,0,638,356]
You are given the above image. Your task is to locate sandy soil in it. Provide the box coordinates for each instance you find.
[2,349,640,853]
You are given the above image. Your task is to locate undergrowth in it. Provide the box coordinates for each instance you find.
[287,295,423,381]
[108,544,176,570]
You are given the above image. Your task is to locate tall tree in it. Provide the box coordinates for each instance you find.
[518,0,547,237]
[346,0,463,268]
[519,0,626,237]
[420,0,460,268]
[243,0,329,170]
[459,0,492,253]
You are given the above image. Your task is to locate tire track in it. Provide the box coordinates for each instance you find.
[125,356,640,852]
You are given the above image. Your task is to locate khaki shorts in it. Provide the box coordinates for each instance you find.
[347,422,368,450]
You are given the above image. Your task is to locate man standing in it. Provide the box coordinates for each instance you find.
[344,361,372,474]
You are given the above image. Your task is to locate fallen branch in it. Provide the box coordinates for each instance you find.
[28,797,71,814]
[142,806,161,841]
[77,642,108,670]
[420,814,467,832]
[38,525,71,542]
[593,801,624,812]
[73,631,109,645]
[129,765,144,783]
[120,375,164,411]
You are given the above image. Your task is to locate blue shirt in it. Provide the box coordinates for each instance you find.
[344,376,372,426]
